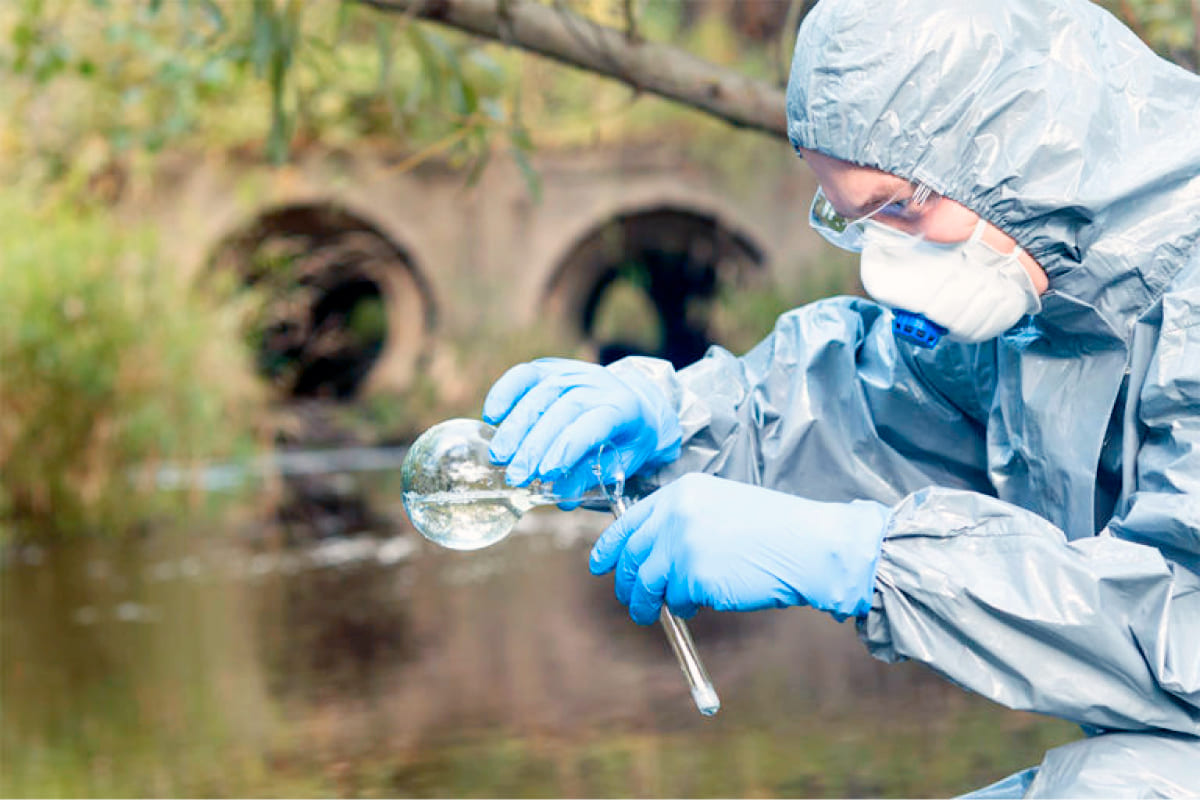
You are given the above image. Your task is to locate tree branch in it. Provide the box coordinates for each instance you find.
[354,0,789,139]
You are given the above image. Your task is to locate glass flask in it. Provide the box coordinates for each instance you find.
[401,417,720,715]
[400,417,608,551]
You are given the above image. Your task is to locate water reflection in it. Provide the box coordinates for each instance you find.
[1,469,1080,797]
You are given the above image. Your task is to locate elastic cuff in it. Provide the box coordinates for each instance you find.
[847,499,892,618]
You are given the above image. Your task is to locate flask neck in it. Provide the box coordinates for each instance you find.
[523,480,618,509]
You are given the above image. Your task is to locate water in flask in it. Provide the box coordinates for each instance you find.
[401,418,562,550]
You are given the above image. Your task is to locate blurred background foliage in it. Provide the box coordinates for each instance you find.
[0,187,267,538]
[2,0,1194,182]
[2,0,714,189]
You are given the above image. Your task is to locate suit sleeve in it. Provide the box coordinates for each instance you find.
[609,295,996,505]
[858,282,1199,735]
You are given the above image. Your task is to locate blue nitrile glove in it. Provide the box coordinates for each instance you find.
[589,473,891,624]
[482,358,682,501]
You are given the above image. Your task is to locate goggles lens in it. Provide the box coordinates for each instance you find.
[809,186,867,252]
[807,183,936,253]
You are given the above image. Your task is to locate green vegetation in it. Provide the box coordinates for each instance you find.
[0,0,792,198]
[3,0,1192,178]
[0,189,266,538]
[1,0,1193,208]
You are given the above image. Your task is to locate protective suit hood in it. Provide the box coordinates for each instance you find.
[786,0,1199,343]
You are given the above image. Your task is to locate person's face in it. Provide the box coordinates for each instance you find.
[799,148,1048,293]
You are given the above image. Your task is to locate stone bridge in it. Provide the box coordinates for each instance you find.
[130,138,838,400]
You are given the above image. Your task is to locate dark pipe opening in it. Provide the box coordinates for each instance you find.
[545,207,764,369]
[583,250,717,368]
[289,277,386,399]
[209,205,432,401]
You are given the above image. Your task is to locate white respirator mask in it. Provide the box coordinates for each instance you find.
[859,219,1042,344]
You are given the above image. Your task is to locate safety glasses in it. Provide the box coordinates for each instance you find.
[808,183,935,252]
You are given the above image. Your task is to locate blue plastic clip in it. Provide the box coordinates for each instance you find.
[892,310,945,348]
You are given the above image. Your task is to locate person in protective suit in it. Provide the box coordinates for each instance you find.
[482,0,1200,795]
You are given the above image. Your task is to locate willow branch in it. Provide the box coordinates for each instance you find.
[354,0,789,139]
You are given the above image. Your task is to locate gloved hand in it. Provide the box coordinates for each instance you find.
[482,358,682,501]
[589,473,891,623]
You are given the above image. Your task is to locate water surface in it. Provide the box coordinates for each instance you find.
[1,466,1079,797]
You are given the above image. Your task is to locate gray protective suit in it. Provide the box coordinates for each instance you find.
[608,0,1201,795]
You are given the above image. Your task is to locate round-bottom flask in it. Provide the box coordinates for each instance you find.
[401,418,558,550]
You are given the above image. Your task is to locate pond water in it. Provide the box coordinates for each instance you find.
[1,462,1079,798]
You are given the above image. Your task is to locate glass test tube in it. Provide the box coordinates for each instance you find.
[606,492,721,716]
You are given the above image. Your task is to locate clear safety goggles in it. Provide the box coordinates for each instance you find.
[808,182,936,252]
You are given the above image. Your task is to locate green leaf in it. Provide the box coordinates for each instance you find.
[144,127,166,152]
[423,28,456,62]
[158,58,187,84]
[334,1,351,43]
[250,0,276,76]
[104,21,127,44]
[200,0,226,32]
[406,25,444,104]
[11,19,35,50]
[467,48,503,79]
[198,58,229,89]
[509,122,533,151]
[109,127,132,152]
[510,143,542,203]
[375,21,392,94]
[464,127,490,185]
[481,98,505,122]
[446,56,477,115]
